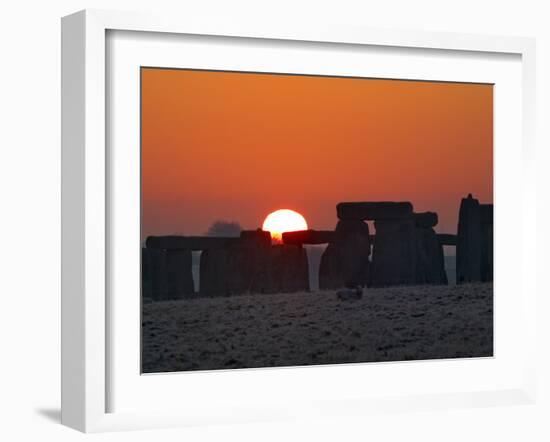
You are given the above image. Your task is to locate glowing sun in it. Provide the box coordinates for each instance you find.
[262,209,308,244]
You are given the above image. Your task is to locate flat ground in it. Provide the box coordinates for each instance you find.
[142,282,493,373]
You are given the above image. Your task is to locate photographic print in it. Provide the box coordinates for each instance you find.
[140,68,493,373]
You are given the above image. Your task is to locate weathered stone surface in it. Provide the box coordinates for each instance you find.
[456,194,482,284]
[266,245,309,293]
[437,234,457,246]
[319,220,371,289]
[142,248,194,300]
[370,219,416,287]
[282,230,335,245]
[336,287,363,301]
[414,212,438,228]
[146,235,240,251]
[337,202,413,221]
[415,227,448,285]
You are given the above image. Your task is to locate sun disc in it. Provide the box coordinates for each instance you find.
[262,209,308,244]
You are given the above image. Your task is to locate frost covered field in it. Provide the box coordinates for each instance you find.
[142,283,493,373]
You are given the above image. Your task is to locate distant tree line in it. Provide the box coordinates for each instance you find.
[206,220,242,237]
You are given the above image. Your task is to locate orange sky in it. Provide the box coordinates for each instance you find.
[141,68,493,239]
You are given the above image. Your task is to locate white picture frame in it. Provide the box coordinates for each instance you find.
[61,9,537,433]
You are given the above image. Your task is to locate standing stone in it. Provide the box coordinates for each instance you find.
[142,248,167,301]
[199,229,311,296]
[483,223,493,282]
[456,194,483,283]
[199,230,272,296]
[164,249,194,299]
[370,218,416,287]
[480,204,493,282]
[319,220,371,289]
[234,230,271,294]
[141,247,154,300]
[199,247,229,296]
[414,226,448,285]
[225,232,271,295]
[412,212,447,285]
[266,244,309,293]
[142,248,194,300]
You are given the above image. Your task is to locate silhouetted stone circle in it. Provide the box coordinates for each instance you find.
[142,195,493,298]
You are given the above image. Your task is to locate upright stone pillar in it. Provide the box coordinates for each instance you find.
[141,247,154,300]
[413,212,447,285]
[479,204,493,282]
[266,244,310,293]
[456,194,482,283]
[142,248,195,301]
[319,220,371,289]
[370,218,417,287]
[164,249,194,299]
[200,229,273,296]
[142,248,167,301]
[225,230,272,295]
[199,247,229,296]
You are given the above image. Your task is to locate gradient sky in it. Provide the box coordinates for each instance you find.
[141,68,493,240]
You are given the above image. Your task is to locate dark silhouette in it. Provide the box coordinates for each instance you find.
[319,220,371,289]
[200,230,271,296]
[144,229,308,298]
[335,202,446,287]
[200,230,308,296]
[414,213,448,285]
[337,201,413,221]
[142,196,492,300]
[456,194,493,283]
[266,245,309,293]
[371,217,418,286]
[142,248,194,300]
[282,229,335,245]
[414,211,438,228]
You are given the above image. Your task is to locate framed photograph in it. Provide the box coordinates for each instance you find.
[61,9,537,432]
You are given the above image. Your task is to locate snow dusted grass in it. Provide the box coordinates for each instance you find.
[142,283,492,373]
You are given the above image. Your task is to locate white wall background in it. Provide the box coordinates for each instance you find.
[0,1,548,440]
